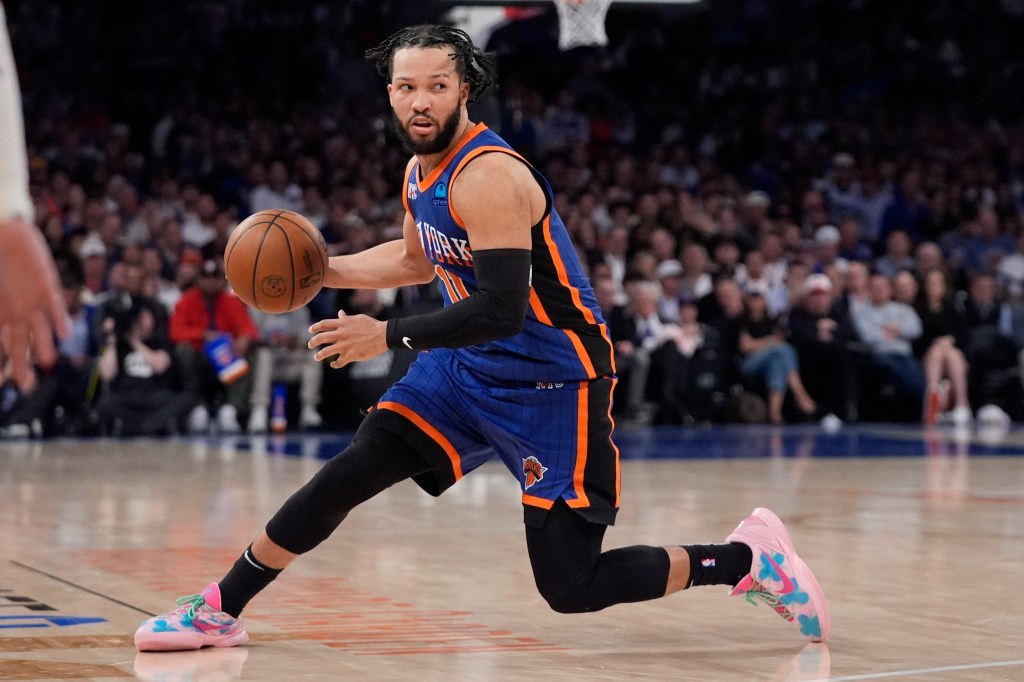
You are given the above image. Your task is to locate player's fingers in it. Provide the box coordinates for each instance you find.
[313,344,342,362]
[29,312,58,370]
[307,331,336,350]
[48,291,71,339]
[5,324,31,389]
[308,319,341,335]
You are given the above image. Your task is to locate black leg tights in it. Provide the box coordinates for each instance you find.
[264,412,435,555]
[526,499,671,613]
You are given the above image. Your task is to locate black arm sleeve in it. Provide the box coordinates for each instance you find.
[385,248,531,350]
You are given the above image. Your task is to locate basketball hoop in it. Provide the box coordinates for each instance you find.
[552,0,613,51]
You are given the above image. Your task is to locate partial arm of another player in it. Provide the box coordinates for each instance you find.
[0,9,69,389]
[308,153,535,368]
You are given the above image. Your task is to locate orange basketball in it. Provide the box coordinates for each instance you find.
[224,209,328,314]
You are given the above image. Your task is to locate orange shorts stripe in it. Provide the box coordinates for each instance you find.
[607,377,621,506]
[377,401,463,480]
[522,494,555,509]
[571,380,591,507]
[563,329,596,378]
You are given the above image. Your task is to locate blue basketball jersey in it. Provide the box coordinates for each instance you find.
[402,123,614,383]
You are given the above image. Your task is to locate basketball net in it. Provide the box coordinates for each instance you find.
[552,0,613,50]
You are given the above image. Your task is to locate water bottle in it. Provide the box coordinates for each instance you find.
[271,382,287,433]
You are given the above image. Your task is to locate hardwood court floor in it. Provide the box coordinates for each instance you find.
[0,424,1022,681]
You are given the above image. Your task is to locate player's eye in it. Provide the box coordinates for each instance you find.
[433,83,446,90]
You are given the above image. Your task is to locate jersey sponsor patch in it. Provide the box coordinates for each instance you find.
[432,182,448,206]
[407,182,418,201]
[522,455,548,490]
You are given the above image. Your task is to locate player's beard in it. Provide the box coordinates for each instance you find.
[392,107,463,155]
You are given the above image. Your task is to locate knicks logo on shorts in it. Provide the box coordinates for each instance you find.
[522,456,548,490]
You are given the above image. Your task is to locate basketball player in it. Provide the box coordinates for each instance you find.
[135,25,829,651]
[0,4,69,389]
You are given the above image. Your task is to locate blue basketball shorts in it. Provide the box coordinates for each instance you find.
[373,349,620,527]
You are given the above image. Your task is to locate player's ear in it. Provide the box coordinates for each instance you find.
[460,81,471,105]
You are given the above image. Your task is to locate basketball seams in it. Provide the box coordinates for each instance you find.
[274,222,297,312]
[278,211,327,305]
[224,217,277,284]
[251,224,277,310]
[226,209,325,313]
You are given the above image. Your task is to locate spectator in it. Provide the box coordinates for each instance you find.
[737,287,816,424]
[679,242,713,300]
[96,301,192,436]
[892,270,919,307]
[914,242,946,280]
[813,224,848,273]
[879,169,929,245]
[78,233,108,297]
[849,167,892,245]
[654,258,685,324]
[249,160,303,214]
[851,273,926,413]
[652,295,727,424]
[965,207,1015,273]
[961,273,1018,398]
[836,216,874,263]
[2,270,100,437]
[170,259,259,433]
[788,273,859,423]
[914,269,971,425]
[247,307,323,433]
[996,229,1024,300]
[874,230,917,279]
[820,152,861,224]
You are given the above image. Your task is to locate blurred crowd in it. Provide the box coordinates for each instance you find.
[4,0,1024,436]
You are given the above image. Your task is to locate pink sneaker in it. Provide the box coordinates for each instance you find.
[726,508,830,642]
[134,583,249,652]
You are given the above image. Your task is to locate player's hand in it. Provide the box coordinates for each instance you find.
[308,311,388,369]
[0,217,70,389]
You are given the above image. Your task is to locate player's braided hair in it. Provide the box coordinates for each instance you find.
[365,25,497,103]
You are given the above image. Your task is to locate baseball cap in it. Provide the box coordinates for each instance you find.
[832,152,856,168]
[655,259,684,279]
[804,273,833,294]
[78,233,106,259]
[815,225,841,246]
[744,190,771,208]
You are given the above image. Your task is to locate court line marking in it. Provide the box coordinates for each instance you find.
[809,658,1024,681]
[9,560,156,617]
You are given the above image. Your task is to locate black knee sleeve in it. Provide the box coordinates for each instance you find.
[527,499,670,614]
[264,411,433,555]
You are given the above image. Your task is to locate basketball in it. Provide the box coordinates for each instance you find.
[224,209,329,314]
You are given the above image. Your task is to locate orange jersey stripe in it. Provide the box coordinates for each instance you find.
[447,145,528,229]
[563,329,596,378]
[570,380,591,507]
[529,288,553,325]
[435,265,460,302]
[416,122,487,192]
[377,401,463,480]
[522,494,555,509]
[541,216,598,326]
[447,270,471,300]
[401,161,414,216]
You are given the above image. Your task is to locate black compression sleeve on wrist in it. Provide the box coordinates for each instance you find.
[386,248,531,350]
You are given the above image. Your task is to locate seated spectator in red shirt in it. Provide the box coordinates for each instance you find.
[170,259,259,433]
